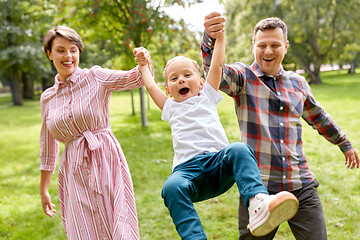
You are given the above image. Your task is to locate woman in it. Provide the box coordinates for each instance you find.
[40,26,148,239]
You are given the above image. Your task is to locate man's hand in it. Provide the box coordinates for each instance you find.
[344,149,359,169]
[204,12,226,39]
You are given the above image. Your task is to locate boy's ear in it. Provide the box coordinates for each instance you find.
[165,86,172,97]
[199,78,205,89]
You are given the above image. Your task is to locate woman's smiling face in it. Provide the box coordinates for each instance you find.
[46,37,80,81]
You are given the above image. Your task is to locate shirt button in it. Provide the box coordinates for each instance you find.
[282,157,286,161]
[277,92,281,96]
[280,106,284,111]
[280,122,284,126]
[283,175,286,179]
[280,140,284,143]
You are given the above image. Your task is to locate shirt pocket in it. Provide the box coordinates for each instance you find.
[287,90,305,117]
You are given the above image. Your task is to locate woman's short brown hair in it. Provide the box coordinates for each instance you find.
[43,26,84,58]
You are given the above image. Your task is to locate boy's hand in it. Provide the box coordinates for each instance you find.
[204,12,226,39]
[133,47,151,67]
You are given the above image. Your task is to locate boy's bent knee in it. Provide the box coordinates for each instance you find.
[226,142,253,155]
[161,175,190,201]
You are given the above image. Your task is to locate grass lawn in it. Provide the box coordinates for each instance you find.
[0,70,359,239]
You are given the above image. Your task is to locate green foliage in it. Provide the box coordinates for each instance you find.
[0,0,56,104]
[0,0,54,76]
[0,71,359,239]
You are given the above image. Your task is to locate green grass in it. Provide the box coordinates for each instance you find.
[0,70,359,239]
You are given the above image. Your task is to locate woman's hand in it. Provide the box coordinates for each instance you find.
[40,170,56,217]
[41,190,56,217]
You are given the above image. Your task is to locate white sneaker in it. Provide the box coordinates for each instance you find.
[247,191,299,237]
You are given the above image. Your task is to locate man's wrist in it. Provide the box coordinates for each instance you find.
[339,139,353,152]
[202,32,216,50]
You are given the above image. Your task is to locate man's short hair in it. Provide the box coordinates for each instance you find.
[253,17,288,42]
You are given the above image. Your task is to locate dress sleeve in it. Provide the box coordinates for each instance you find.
[89,65,144,91]
[301,79,353,152]
[39,97,60,172]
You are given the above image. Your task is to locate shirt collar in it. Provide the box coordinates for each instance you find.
[54,67,81,91]
[251,61,287,79]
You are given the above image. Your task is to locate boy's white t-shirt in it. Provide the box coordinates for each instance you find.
[162,81,230,169]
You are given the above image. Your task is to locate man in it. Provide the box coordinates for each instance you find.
[201,12,359,240]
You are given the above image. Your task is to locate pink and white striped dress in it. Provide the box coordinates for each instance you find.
[40,66,143,239]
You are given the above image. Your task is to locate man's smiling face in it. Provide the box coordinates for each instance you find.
[252,27,289,77]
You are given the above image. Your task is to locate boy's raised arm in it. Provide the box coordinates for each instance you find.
[133,47,168,110]
[205,33,225,91]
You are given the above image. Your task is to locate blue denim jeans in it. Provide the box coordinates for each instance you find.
[161,142,268,240]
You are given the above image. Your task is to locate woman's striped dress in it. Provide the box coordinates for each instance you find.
[40,66,143,239]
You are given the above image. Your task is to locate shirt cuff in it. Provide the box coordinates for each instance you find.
[40,162,56,172]
[202,32,216,50]
[338,138,353,152]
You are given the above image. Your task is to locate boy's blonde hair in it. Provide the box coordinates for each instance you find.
[163,56,202,85]
[43,26,84,59]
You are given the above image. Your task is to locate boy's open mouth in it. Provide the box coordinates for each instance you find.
[179,87,190,95]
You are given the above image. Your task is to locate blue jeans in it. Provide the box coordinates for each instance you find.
[161,142,268,240]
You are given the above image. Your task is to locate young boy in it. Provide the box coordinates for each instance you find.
[133,33,299,239]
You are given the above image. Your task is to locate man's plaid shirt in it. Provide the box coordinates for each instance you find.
[201,34,353,192]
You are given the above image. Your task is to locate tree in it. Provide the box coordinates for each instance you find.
[326,0,360,75]
[224,0,360,84]
[0,0,55,105]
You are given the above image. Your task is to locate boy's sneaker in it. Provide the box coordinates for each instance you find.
[248,191,299,237]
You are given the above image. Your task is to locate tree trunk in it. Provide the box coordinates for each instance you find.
[23,73,34,99]
[10,67,23,106]
[348,62,355,75]
[130,90,135,115]
[139,87,148,127]
[306,55,323,84]
[307,70,322,84]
